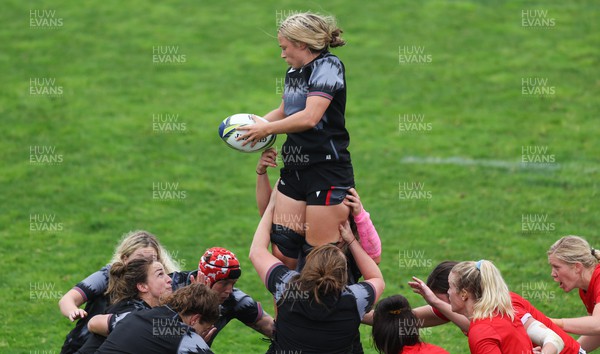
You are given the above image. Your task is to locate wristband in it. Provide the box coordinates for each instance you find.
[256,169,267,175]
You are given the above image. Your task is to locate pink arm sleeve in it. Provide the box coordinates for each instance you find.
[354,209,381,258]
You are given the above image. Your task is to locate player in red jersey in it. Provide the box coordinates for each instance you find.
[409,261,581,353]
[372,294,449,353]
[548,235,600,352]
[448,260,533,353]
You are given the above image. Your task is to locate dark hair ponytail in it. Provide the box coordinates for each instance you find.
[105,258,154,305]
[372,295,421,354]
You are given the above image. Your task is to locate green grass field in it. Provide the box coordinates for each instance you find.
[1,0,599,353]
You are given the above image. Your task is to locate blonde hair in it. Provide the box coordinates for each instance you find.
[291,244,348,305]
[278,12,345,52]
[451,260,513,321]
[548,235,600,269]
[110,230,180,273]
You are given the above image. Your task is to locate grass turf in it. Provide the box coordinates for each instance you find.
[1,0,598,353]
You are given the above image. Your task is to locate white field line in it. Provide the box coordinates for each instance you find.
[400,156,565,171]
[400,156,600,174]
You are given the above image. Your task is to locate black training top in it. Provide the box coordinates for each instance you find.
[170,270,264,346]
[281,51,351,168]
[96,305,213,354]
[75,299,150,354]
[61,264,110,354]
[265,264,375,354]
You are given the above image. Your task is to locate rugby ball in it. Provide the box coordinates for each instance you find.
[218,113,276,153]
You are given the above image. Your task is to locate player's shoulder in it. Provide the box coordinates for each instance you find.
[226,288,259,309]
[177,331,212,353]
[76,264,111,293]
[268,263,296,283]
[510,292,529,307]
[89,263,111,278]
[231,287,249,299]
[469,316,507,339]
[469,317,496,333]
[312,52,343,69]
[591,265,600,289]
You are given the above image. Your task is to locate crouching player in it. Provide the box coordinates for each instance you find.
[170,247,274,346]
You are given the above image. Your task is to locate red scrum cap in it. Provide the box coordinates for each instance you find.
[198,247,241,286]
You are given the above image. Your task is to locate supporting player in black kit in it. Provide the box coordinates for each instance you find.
[96,283,219,354]
[249,191,385,353]
[58,231,178,354]
[169,247,274,346]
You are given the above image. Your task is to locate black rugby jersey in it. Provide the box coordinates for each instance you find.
[281,51,351,168]
[170,270,263,346]
[75,299,150,354]
[96,305,213,354]
[61,264,110,354]
[265,264,375,354]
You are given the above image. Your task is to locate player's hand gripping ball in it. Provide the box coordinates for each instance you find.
[218,113,276,153]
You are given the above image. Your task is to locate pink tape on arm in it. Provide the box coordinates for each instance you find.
[354,209,381,258]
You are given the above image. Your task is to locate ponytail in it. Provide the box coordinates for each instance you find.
[451,260,513,320]
[329,28,345,48]
[278,12,346,52]
[292,244,347,305]
[372,295,420,354]
[313,274,341,302]
[105,258,154,305]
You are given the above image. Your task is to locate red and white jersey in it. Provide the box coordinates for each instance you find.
[511,292,581,354]
[579,264,600,315]
[468,314,533,354]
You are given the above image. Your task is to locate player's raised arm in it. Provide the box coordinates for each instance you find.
[249,188,282,284]
[256,148,277,216]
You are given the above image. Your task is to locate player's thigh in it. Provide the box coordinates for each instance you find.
[305,203,350,246]
[273,190,306,235]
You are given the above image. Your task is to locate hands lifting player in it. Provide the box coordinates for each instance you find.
[248,184,384,353]
[255,148,381,270]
